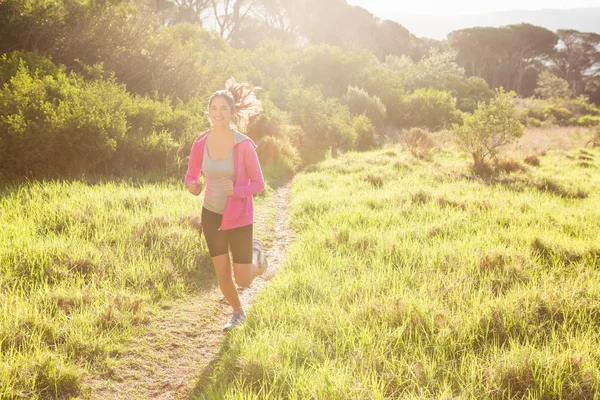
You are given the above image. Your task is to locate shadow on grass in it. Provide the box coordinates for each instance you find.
[187,333,236,399]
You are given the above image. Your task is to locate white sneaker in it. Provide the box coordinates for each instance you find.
[223,310,246,331]
[252,240,268,276]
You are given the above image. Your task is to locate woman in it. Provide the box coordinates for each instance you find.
[185,78,267,330]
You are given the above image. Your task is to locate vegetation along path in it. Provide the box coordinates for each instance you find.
[83,181,293,399]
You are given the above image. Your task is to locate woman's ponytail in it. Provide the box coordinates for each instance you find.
[225,77,262,132]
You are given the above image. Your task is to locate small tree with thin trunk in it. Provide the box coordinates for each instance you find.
[453,88,523,173]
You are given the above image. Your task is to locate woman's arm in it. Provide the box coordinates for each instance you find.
[233,141,265,198]
[185,140,203,189]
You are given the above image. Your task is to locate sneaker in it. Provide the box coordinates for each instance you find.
[223,310,246,331]
[252,240,268,277]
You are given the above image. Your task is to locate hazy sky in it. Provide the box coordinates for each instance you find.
[346,0,600,16]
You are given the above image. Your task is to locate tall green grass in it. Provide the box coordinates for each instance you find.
[199,146,600,399]
[0,177,273,399]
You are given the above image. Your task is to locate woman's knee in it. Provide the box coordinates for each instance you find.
[233,264,254,287]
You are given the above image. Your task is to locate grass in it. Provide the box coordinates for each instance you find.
[0,176,276,399]
[195,144,600,399]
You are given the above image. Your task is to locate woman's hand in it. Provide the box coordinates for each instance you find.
[187,181,203,196]
[221,177,234,196]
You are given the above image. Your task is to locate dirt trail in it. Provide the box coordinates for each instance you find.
[84,181,292,399]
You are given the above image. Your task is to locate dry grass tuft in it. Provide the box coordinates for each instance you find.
[523,155,540,166]
[494,158,527,173]
[400,128,435,160]
[533,178,588,199]
[188,215,202,232]
[364,173,384,188]
[412,190,432,205]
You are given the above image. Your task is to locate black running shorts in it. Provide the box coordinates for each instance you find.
[201,207,253,264]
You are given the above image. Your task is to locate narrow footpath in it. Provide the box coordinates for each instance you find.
[83,181,293,399]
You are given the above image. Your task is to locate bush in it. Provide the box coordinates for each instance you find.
[534,71,572,99]
[400,88,460,130]
[343,86,387,127]
[400,127,435,159]
[352,114,376,151]
[453,88,524,171]
[527,118,542,127]
[257,134,301,177]
[569,115,600,127]
[289,87,357,163]
[0,58,127,176]
[0,52,203,178]
[543,105,573,124]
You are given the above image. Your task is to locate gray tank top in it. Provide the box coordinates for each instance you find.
[202,143,234,215]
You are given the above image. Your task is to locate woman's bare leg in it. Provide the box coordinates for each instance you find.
[233,263,255,288]
[211,254,242,311]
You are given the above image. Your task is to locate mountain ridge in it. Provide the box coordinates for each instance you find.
[375,8,600,40]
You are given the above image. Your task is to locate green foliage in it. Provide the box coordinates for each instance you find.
[456,76,495,112]
[295,43,373,97]
[343,86,387,127]
[351,114,376,151]
[0,58,126,176]
[400,88,460,130]
[288,87,357,163]
[535,70,572,99]
[453,88,524,170]
[543,105,573,124]
[0,52,204,178]
[568,115,600,127]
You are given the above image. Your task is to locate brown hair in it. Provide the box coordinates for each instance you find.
[208,77,262,132]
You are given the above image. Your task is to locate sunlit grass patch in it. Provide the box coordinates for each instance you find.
[199,145,600,399]
[0,177,275,398]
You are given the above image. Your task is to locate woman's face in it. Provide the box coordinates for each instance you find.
[209,96,233,128]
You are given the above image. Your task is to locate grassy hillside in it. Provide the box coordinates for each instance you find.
[0,177,275,399]
[197,144,600,398]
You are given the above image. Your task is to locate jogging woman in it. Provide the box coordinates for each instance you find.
[185,78,267,330]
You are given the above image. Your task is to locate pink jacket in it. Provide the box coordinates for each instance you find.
[185,130,265,230]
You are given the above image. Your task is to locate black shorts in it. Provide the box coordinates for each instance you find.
[201,207,253,264]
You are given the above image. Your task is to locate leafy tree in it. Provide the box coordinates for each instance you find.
[400,88,460,130]
[295,43,374,97]
[535,70,573,99]
[551,30,600,96]
[163,0,211,26]
[343,86,387,127]
[450,24,558,96]
[453,88,523,170]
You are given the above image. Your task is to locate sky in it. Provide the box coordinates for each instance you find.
[346,0,600,16]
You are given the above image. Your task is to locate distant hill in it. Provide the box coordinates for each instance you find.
[379,8,600,40]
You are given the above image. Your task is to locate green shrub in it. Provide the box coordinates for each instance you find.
[527,117,542,127]
[543,105,573,123]
[289,87,357,163]
[352,114,376,151]
[453,88,523,171]
[0,59,127,176]
[343,86,387,127]
[400,88,460,130]
[0,52,203,178]
[534,71,572,99]
[572,115,600,127]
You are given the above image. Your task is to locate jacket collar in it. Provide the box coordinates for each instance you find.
[196,129,255,147]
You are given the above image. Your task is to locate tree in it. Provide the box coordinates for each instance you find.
[164,0,211,26]
[506,24,558,94]
[535,70,572,99]
[450,24,558,96]
[453,88,523,171]
[551,30,600,96]
[210,0,261,41]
